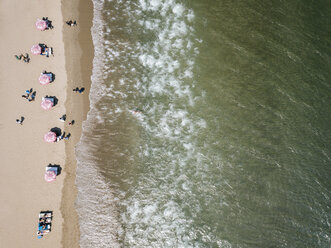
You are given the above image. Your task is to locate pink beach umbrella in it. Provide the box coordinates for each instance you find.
[31,44,42,55]
[44,131,57,143]
[35,19,47,31]
[44,170,56,182]
[39,74,51,85]
[41,98,54,110]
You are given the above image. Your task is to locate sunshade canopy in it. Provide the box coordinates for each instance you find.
[31,44,42,55]
[41,97,54,110]
[35,19,47,31]
[44,170,56,182]
[39,73,51,85]
[44,131,56,143]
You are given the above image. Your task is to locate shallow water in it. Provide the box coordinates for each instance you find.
[76,0,331,247]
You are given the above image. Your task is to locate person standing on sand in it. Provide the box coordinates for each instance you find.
[25,88,32,95]
[59,114,66,122]
[66,20,77,26]
[23,53,30,63]
[22,89,31,100]
[14,54,29,63]
[28,91,36,102]
[14,54,23,60]
[60,132,66,141]
[73,87,84,93]
[16,116,24,125]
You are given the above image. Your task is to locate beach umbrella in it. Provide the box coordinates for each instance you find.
[39,74,51,85]
[35,19,47,31]
[44,131,56,143]
[44,170,56,182]
[41,98,54,110]
[31,44,42,55]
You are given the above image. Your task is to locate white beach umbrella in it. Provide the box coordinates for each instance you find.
[31,44,42,55]
[44,131,56,143]
[39,74,51,85]
[44,170,56,182]
[35,19,47,31]
[41,98,54,110]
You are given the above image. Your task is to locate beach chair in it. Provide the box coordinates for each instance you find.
[44,97,55,104]
[38,224,51,231]
[44,166,58,182]
[37,211,52,238]
[37,229,50,239]
[46,73,54,81]
[39,211,52,219]
[46,166,58,175]
[46,47,53,57]
[39,216,52,223]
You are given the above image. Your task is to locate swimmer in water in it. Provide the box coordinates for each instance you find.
[131,108,143,114]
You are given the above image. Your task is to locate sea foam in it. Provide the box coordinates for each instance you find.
[76,0,212,246]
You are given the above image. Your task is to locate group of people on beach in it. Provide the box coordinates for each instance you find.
[21,88,36,102]
[56,115,72,141]
[73,87,85,93]
[41,17,54,30]
[66,20,77,26]
[13,16,80,239]
[37,211,52,239]
[59,114,74,125]
[17,89,36,123]
[15,53,30,63]
[56,131,71,141]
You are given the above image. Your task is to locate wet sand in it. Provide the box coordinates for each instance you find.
[61,0,94,247]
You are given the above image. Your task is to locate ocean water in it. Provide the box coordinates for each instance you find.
[75,0,331,247]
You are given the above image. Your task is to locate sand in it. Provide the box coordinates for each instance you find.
[0,0,93,247]
[61,0,94,247]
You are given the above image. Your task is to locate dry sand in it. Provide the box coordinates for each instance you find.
[0,0,93,247]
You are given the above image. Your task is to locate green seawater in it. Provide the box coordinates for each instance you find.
[76,0,331,247]
[188,1,331,247]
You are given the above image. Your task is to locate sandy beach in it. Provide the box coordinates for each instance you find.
[61,0,93,247]
[0,0,93,247]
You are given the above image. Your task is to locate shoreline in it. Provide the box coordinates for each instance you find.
[61,0,94,247]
